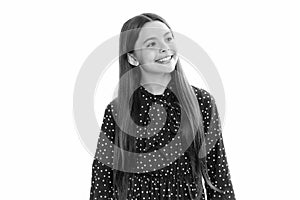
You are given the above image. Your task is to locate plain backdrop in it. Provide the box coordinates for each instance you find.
[1,1,299,200]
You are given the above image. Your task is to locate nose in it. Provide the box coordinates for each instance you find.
[159,48,169,53]
[159,41,170,53]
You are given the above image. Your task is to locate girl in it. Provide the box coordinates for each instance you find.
[90,13,236,200]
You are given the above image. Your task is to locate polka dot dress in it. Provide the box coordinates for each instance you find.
[90,79,236,200]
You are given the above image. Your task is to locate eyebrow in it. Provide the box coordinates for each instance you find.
[143,31,172,44]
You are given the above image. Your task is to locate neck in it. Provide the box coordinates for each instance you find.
[140,73,172,95]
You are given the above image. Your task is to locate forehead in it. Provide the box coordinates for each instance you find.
[136,21,171,43]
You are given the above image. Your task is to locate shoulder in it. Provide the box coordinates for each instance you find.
[100,100,118,141]
[101,98,119,128]
[190,85,218,121]
[191,85,216,106]
[103,98,118,116]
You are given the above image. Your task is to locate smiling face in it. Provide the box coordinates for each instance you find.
[128,21,178,75]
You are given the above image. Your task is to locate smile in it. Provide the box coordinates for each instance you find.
[155,55,173,64]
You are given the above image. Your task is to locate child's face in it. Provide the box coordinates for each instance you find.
[131,21,178,74]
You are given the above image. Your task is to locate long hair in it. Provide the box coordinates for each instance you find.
[112,13,222,199]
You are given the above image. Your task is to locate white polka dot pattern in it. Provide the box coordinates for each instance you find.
[89,80,236,200]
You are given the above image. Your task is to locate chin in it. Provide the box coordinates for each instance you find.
[161,66,176,74]
[141,63,175,74]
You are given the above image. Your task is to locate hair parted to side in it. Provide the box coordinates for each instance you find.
[111,13,222,199]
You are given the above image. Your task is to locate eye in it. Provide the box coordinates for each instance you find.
[147,42,156,48]
[166,37,173,42]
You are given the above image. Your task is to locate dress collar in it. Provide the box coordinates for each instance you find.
[139,78,176,99]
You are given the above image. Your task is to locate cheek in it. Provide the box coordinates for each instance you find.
[141,50,157,63]
[170,43,178,53]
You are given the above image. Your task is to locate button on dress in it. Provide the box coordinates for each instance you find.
[90,79,236,200]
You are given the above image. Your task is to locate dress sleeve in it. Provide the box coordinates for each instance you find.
[90,103,116,200]
[198,89,236,200]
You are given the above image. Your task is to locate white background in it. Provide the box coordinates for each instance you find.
[1,1,299,199]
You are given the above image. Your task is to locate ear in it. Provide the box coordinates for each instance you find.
[127,53,140,66]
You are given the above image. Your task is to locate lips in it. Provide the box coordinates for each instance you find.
[155,55,173,63]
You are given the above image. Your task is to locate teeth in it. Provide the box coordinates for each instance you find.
[156,56,172,62]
